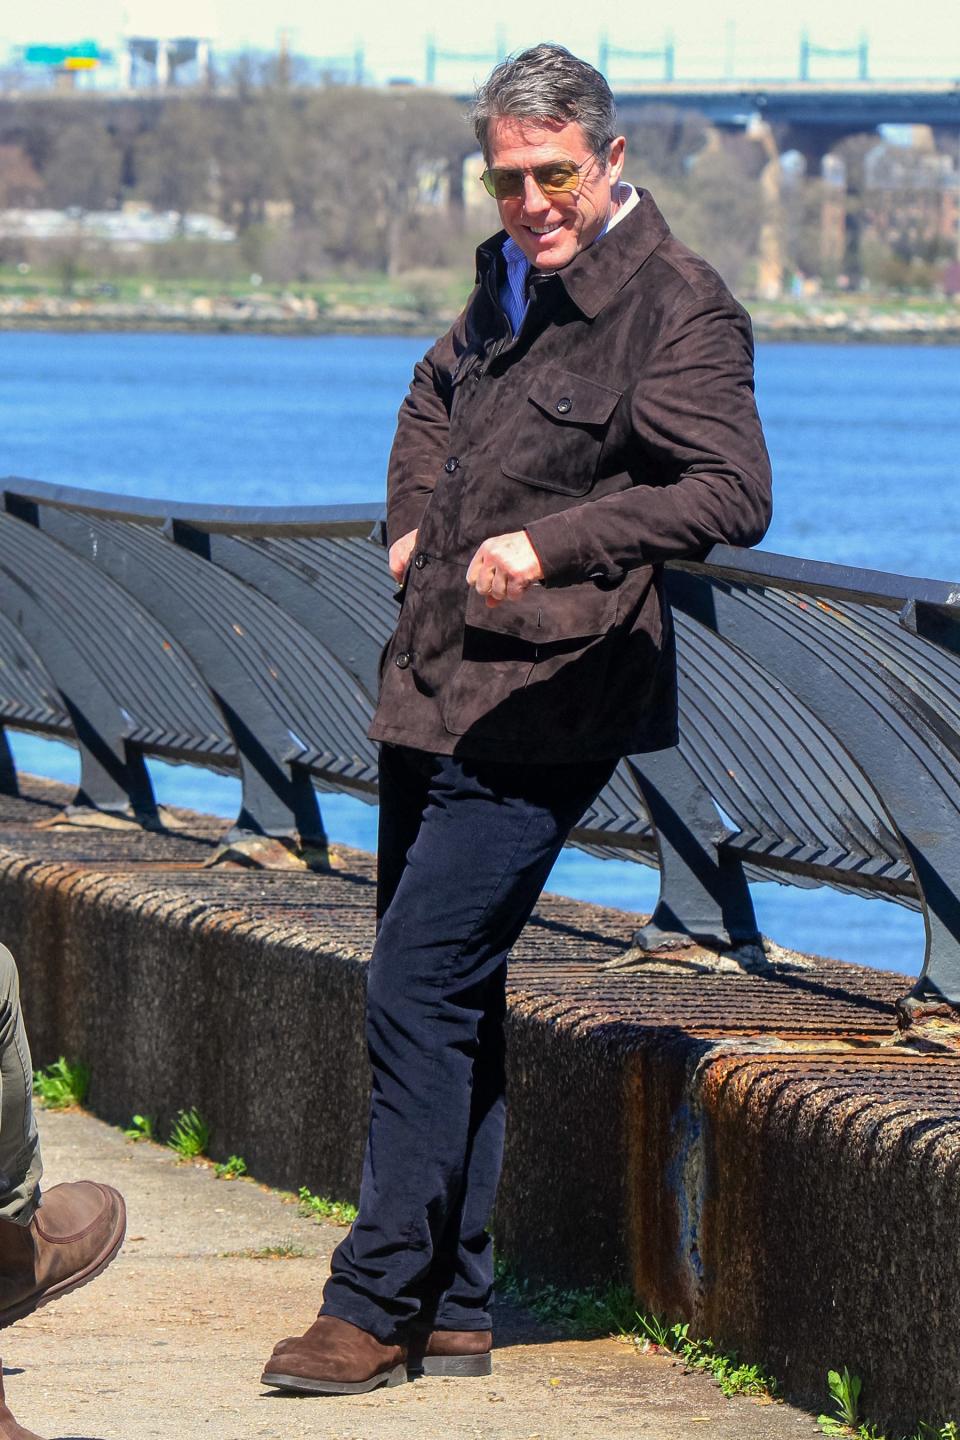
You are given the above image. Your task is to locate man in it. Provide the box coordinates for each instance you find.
[262,43,771,1395]
[0,942,126,1438]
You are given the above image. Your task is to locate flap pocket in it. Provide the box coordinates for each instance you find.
[526,367,622,427]
[464,578,618,644]
[501,366,622,496]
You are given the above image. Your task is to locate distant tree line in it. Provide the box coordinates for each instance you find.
[0,58,956,295]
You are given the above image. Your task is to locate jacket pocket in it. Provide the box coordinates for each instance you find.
[500,366,622,496]
[441,579,620,737]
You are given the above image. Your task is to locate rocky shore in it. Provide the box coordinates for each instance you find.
[2,290,959,342]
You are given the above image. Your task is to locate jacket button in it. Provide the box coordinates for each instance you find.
[444,457,460,473]
[395,652,411,669]
[556,397,572,414]
[414,553,427,569]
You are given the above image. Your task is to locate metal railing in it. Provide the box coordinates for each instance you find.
[1,476,959,1023]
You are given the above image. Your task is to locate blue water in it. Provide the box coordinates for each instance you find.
[5,333,960,974]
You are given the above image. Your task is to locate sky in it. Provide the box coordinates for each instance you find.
[5,0,960,85]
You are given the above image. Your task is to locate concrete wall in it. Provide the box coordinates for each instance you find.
[2,839,957,1433]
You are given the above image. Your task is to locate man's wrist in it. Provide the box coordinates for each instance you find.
[521,528,546,582]
[523,513,581,585]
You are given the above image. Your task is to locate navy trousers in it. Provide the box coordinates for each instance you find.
[319,743,615,1341]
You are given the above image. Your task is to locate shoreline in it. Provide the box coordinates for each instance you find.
[2,297,959,344]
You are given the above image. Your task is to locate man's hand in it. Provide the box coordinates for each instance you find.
[388,528,418,583]
[466,531,544,607]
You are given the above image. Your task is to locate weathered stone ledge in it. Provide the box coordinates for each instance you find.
[1,777,956,1432]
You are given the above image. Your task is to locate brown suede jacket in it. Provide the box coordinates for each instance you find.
[369,189,772,764]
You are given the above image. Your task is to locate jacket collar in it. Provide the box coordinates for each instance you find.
[476,189,671,322]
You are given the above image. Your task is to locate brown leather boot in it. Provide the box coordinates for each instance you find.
[407,1328,493,1377]
[0,1182,125,1329]
[0,1368,44,1439]
[261,1315,407,1395]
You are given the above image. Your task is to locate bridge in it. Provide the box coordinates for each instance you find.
[425,32,960,158]
[430,78,960,164]
[604,79,960,131]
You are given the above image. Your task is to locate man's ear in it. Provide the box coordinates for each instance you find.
[608,135,626,185]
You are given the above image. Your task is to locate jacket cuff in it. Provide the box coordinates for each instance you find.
[387,500,429,550]
[524,512,586,585]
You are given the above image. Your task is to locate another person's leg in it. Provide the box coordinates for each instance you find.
[0,946,42,1230]
[0,1370,42,1440]
[262,749,613,1392]
[0,943,126,1440]
[0,943,125,1329]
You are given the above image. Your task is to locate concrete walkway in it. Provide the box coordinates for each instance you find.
[4,1108,820,1440]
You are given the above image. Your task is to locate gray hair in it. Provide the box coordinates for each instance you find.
[471,44,617,163]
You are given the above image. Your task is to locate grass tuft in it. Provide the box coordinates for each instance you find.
[33,1056,89,1109]
[814,1368,959,1439]
[213,1154,248,1181]
[625,1310,779,1400]
[123,1113,156,1142]
[494,1259,778,1401]
[166,1107,210,1159]
[297,1186,358,1226]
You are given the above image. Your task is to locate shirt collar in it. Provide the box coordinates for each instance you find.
[603,180,641,235]
[502,233,528,277]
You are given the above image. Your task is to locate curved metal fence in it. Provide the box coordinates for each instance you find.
[2,474,959,1020]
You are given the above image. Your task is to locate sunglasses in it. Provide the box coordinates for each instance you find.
[479,154,602,202]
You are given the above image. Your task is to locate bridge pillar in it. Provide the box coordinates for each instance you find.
[750,119,785,299]
[820,153,848,275]
[156,40,170,90]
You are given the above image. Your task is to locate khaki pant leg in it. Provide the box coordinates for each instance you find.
[0,944,42,1224]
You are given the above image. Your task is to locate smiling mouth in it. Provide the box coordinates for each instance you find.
[525,221,564,235]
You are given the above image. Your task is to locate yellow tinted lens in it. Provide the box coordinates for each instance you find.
[483,168,524,199]
[533,162,581,194]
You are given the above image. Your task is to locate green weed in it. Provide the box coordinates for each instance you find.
[627,1310,779,1400]
[297,1186,357,1227]
[492,1261,777,1399]
[819,1367,863,1433]
[680,1334,778,1399]
[636,1312,689,1350]
[220,1241,306,1260]
[33,1057,89,1109]
[123,1113,156,1142]
[166,1107,210,1159]
[815,1368,958,1439]
[214,1154,248,1180]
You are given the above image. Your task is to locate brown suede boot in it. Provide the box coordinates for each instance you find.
[0,1368,44,1439]
[0,1182,125,1329]
[261,1315,407,1395]
[407,1328,493,1377]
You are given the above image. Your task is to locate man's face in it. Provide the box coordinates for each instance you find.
[486,116,626,270]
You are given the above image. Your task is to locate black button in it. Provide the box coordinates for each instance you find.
[444,457,460,473]
[395,652,411,669]
[414,553,427,569]
[556,397,572,414]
